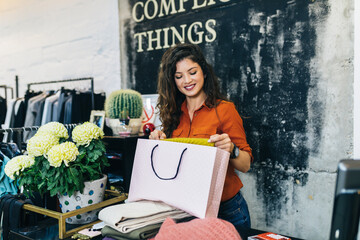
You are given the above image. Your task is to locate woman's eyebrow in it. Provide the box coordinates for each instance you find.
[187,67,197,71]
[175,67,197,74]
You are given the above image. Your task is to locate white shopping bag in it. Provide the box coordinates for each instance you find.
[128,138,230,218]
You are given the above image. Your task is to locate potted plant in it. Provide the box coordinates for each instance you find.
[104,89,143,135]
[4,121,109,224]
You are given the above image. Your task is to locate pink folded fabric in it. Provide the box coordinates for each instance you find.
[150,217,242,240]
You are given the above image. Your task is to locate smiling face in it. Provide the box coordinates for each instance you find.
[174,58,206,101]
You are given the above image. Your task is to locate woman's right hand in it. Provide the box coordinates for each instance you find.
[149,129,167,140]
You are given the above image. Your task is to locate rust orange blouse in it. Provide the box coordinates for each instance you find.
[171,100,253,202]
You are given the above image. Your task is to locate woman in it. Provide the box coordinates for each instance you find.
[149,43,253,229]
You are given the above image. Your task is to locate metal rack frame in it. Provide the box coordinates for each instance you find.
[27,77,95,110]
[0,85,14,101]
[22,190,127,239]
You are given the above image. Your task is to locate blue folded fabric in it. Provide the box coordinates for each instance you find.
[0,153,19,197]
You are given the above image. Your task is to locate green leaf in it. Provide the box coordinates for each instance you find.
[50,187,58,197]
[88,143,94,150]
[88,152,94,159]
[78,152,86,160]
[47,181,57,189]
[69,167,79,178]
[54,170,60,179]
[67,176,73,184]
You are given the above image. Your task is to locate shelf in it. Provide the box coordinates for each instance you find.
[22,190,127,239]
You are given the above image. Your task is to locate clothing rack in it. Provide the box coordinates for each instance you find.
[0,75,20,100]
[0,124,79,152]
[27,77,95,110]
[15,75,19,98]
[0,124,79,134]
[0,85,14,101]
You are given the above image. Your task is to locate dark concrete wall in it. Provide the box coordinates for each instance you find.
[119,0,354,239]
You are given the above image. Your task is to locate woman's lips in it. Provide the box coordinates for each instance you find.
[184,84,195,91]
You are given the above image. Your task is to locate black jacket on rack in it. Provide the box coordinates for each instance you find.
[21,89,106,141]
[0,96,6,125]
[70,91,106,124]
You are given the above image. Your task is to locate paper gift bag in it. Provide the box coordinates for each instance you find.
[128,138,230,218]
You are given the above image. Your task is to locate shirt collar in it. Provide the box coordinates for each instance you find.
[180,99,211,114]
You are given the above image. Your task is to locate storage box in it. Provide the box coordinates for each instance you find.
[248,232,291,240]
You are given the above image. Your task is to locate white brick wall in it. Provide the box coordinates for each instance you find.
[0,0,121,98]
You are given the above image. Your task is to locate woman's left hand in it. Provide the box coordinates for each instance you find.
[208,133,233,154]
[209,134,251,173]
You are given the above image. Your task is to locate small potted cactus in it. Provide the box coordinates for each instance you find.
[105,89,143,135]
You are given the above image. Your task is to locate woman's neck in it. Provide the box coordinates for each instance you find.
[186,92,207,116]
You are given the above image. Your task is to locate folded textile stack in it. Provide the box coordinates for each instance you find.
[98,200,192,240]
[101,224,161,240]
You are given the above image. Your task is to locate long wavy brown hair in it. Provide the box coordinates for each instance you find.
[157,43,227,137]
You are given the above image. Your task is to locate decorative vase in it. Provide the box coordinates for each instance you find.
[128,118,142,134]
[58,174,108,224]
[106,117,142,136]
[105,118,130,136]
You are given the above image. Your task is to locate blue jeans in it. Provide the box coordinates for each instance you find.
[218,191,251,229]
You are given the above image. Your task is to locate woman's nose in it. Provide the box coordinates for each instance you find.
[184,74,191,83]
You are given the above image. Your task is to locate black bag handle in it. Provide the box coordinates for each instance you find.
[150,144,187,180]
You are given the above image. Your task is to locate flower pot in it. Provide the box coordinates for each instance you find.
[58,174,107,224]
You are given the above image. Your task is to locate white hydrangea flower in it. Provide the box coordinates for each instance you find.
[4,155,35,180]
[72,122,104,146]
[35,122,69,139]
[27,134,59,157]
[47,141,79,167]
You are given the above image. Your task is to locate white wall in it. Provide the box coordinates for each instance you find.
[355,0,360,158]
[0,0,121,98]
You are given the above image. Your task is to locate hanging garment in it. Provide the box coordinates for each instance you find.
[23,93,48,141]
[23,93,46,127]
[9,98,26,144]
[0,96,6,125]
[63,95,73,124]
[0,142,21,159]
[13,98,26,128]
[2,99,16,143]
[23,90,42,114]
[70,91,105,123]
[0,151,19,197]
[41,91,59,125]
[58,90,73,123]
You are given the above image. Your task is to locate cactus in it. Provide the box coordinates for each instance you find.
[162,138,215,147]
[105,89,143,119]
